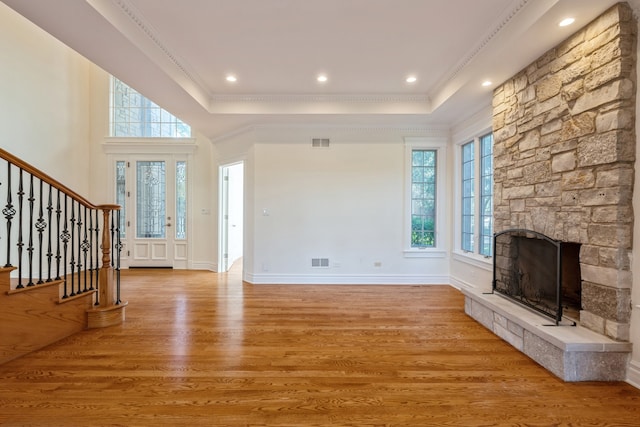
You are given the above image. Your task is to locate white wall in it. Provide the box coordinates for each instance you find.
[0,3,91,194]
[233,128,451,284]
[627,11,640,388]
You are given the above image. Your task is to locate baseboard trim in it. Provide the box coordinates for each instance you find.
[244,273,449,285]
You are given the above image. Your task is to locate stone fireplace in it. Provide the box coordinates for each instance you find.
[463,3,637,381]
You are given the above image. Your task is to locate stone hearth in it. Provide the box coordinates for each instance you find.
[463,288,630,381]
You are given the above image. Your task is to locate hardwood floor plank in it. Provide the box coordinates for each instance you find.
[1,266,640,426]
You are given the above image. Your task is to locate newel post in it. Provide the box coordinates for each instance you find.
[87,204,127,328]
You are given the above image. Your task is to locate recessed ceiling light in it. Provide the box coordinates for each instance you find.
[406,76,417,83]
[317,74,328,83]
[559,17,575,27]
[482,80,492,87]
[226,74,237,83]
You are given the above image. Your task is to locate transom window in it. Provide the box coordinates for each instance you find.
[110,76,191,138]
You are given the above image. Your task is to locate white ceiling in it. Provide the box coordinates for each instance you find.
[1,0,634,141]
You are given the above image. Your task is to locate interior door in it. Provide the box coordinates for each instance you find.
[116,155,188,268]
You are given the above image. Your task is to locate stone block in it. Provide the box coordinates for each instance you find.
[586,4,632,39]
[580,264,632,289]
[582,282,631,322]
[598,246,631,270]
[579,245,600,266]
[571,79,634,115]
[561,61,590,88]
[503,185,535,200]
[535,181,560,197]
[587,223,632,248]
[523,161,551,183]
[518,129,540,151]
[523,331,564,379]
[577,132,620,166]
[550,138,578,155]
[578,186,625,207]
[535,147,551,161]
[595,166,634,188]
[564,351,628,381]
[494,322,524,352]
[596,108,634,132]
[541,118,562,135]
[494,122,517,142]
[561,112,596,140]
[468,299,495,331]
[579,310,606,335]
[551,152,576,173]
[605,319,630,341]
[536,74,563,101]
[591,206,633,223]
[590,38,634,71]
[533,94,562,117]
[561,170,595,190]
[586,60,626,92]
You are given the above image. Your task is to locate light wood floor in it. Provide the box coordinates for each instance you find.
[1,264,640,426]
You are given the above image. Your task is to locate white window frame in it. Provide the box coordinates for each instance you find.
[403,137,447,258]
[453,128,493,266]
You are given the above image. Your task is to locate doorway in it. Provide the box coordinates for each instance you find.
[114,154,189,268]
[219,162,244,272]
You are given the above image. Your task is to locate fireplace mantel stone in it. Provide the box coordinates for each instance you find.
[462,287,631,381]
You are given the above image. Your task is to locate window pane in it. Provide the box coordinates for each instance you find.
[461,141,474,252]
[116,161,126,238]
[479,133,493,256]
[136,161,166,239]
[411,149,436,248]
[176,161,187,240]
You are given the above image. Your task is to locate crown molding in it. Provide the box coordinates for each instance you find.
[430,0,531,94]
[86,0,212,110]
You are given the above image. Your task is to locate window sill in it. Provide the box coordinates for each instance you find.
[452,251,492,271]
[403,249,447,258]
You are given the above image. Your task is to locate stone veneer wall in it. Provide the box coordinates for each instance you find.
[492,2,637,341]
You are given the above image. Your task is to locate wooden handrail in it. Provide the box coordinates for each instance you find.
[0,148,96,209]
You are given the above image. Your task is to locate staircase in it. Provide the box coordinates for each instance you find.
[0,148,125,364]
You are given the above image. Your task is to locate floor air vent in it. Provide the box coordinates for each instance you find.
[311,138,330,148]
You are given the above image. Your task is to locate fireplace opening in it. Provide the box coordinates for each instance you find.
[493,229,581,324]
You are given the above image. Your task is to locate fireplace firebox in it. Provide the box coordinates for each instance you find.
[493,229,581,325]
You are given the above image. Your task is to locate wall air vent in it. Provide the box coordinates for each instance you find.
[311,258,330,268]
[311,138,330,148]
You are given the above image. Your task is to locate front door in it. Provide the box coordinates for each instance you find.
[115,156,188,268]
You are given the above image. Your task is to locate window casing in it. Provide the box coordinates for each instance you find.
[459,132,493,257]
[404,138,447,256]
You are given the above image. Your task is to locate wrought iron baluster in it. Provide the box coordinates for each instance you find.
[110,213,115,268]
[3,162,15,268]
[115,209,122,305]
[60,194,70,298]
[94,209,100,306]
[26,175,35,286]
[69,199,76,296]
[55,190,62,281]
[81,205,89,293]
[46,184,53,282]
[16,169,24,288]
[36,179,46,284]
[88,208,94,291]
